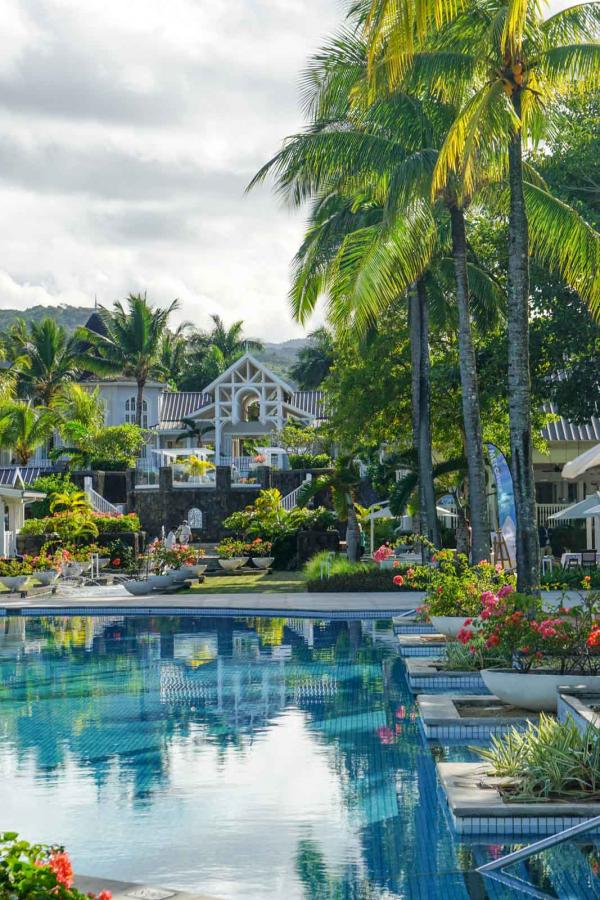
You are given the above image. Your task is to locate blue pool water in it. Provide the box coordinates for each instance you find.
[0,614,597,898]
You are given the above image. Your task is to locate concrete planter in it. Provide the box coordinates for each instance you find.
[147,574,174,590]
[430,616,470,639]
[252,557,274,569]
[218,558,248,571]
[124,579,153,596]
[481,667,600,712]
[0,575,29,592]
[170,564,208,582]
[32,570,60,586]
[62,563,85,578]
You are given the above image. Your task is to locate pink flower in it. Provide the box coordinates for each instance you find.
[497,584,514,599]
[407,568,415,577]
[393,574,404,586]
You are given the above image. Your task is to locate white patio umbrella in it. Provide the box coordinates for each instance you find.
[549,491,600,553]
[562,444,600,480]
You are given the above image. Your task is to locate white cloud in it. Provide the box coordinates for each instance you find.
[0,0,568,338]
[0,0,340,338]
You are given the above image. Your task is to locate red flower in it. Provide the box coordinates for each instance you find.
[48,850,73,888]
[96,892,113,900]
[485,634,500,648]
[112,558,121,567]
[393,574,404,586]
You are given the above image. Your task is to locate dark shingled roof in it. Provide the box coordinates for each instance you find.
[0,467,52,485]
[159,391,213,427]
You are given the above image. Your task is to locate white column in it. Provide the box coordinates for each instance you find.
[0,501,5,557]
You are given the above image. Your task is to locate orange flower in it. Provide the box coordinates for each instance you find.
[48,850,73,888]
[393,574,404,587]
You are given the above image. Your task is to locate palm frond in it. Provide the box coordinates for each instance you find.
[524,180,600,315]
[542,3,600,44]
[540,43,600,91]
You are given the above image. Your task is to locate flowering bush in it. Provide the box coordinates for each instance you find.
[215,539,248,559]
[24,550,63,571]
[373,545,394,562]
[458,589,600,674]
[424,552,516,617]
[21,512,140,537]
[246,538,273,557]
[0,558,32,577]
[148,540,205,571]
[0,833,111,899]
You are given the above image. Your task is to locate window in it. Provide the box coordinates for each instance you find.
[125,396,148,428]
[188,508,203,529]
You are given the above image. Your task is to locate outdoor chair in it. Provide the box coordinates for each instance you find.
[581,550,598,570]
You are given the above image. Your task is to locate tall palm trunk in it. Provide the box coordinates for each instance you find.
[448,204,490,562]
[409,280,440,550]
[507,90,539,593]
[136,378,146,428]
[345,493,360,562]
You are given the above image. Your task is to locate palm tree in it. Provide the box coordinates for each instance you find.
[205,314,263,359]
[81,293,179,427]
[290,328,334,388]
[363,0,600,590]
[250,31,504,558]
[7,317,90,406]
[177,416,214,447]
[297,455,363,560]
[0,400,55,466]
[51,384,105,469]
[157,324,190,388]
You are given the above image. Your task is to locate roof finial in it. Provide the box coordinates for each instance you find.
[94,294,98,310]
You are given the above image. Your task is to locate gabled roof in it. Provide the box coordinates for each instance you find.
[202,351,296,395]
[0,466,52,486]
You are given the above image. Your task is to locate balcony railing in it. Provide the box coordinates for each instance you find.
[536,501,573,525]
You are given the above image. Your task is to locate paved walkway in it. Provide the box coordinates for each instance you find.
[0,583,423,616]
[75,873,217,900]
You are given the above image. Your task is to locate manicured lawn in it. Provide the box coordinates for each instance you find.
[185,570,307,594]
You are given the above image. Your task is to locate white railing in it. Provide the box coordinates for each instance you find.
[280,475,312,512]
[537,501,572,525]
[83,477,122,515]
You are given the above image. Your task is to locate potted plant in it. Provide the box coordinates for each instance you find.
[59,546,93,578]
[247,538,274,569]
[423,551,515,638]
[25,550,61,586]
[168,545,207,582]
[216,539,249,571]
[461,588,600,711]
[0,558,32,592]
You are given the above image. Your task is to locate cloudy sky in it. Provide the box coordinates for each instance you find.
[0,0,569,341]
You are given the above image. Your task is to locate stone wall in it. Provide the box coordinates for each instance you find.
[132,466,273,541]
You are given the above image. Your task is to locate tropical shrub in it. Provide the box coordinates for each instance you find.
[215,539,248,559]
[246,537,273,557]
[477,715,600,802]
[540,566,600,590]
[0,558,32,577]
[443,638,509,672]
[0,832,111,899]
[288,452,332,469]
[424,552,515,617]
[148,540,204,571]
[89,424,146,469]
[459,590,600,675]
[24,550,62,571]
[29,473,80,518]
[20,512,141,537]
[304,552,429,592]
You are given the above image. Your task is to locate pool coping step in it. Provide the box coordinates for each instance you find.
[404,657,488,692]
[437,761,600,835]
[75,873,219,900]
[417,693,539,739]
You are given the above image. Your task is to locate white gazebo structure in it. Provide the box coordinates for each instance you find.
[0,470,46,556]
[549,491,600,550]
[155,353,317,468]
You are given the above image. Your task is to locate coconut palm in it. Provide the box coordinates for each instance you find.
[363,0,600,589]
[7,318,91,406]
[205,315,263,359]
[297,455,363,561]
[0,400,55,466]
[157,324,191,389]
[290,328,334,389]
[51,384,105,469]
[250,31,506,558]
[81,293,179,427]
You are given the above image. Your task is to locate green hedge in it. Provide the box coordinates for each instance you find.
[306,568,423,592]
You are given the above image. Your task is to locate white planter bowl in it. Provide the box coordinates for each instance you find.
[124,579,153,596]
[481,668,600,712]
[0,575,29,592]
[252,557,274,569]
[147,574,174,591]
[218,557,248,571]
[62,563,85,578]
[430,615,471,639]
[98,557,111,570]
[32,570,60,586]
[179,564,207,579]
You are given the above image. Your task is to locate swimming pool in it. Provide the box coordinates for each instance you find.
[0,614,596,898]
